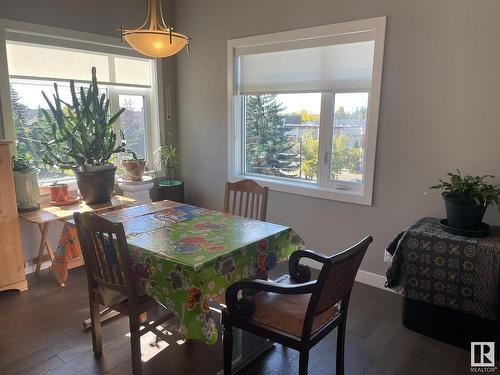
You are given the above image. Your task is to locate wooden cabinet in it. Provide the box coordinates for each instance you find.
[0,141,28,292]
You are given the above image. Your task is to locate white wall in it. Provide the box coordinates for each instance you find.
[173,0,500,277]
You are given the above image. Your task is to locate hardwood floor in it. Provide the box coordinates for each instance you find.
[0,267,473,375]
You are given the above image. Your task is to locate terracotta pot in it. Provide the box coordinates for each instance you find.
[75,165,116,204]
[50,183,69,203]
[121,159,146,182]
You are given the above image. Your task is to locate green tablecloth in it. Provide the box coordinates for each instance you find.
[97,201,305,344]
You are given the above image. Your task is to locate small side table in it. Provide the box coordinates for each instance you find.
[19,195,135,276]
[118,177,154,203]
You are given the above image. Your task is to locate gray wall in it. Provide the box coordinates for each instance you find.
[173,0,500,276]
[0,0,177,265]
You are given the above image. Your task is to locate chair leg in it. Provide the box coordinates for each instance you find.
[129,315,142,375]
[299,350,309,375]
[336,320,346,375]
[223,324,233,375]
[89,298,102,355]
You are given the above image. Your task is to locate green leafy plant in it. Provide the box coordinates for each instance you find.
[40,67,126,170]
[430,170,500,209]
[154,144,178,185]
[12,153,39,173]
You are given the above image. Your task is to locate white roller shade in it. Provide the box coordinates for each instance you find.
[238,40,375,94]
[6,42,152,87]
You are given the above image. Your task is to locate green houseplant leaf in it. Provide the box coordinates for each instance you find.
[430,170,500,209]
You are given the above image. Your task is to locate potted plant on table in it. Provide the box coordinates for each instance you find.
[12,153,40,212]
[430,170,500,229]
[154,144,185,203]
[40,67,126,204]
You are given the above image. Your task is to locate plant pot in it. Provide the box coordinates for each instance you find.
[13,171,40,211]
[75,165,117,204]
[157,180,185,203]
[121,159,146,182]
[443,196,487,229]
[50,183,69,203]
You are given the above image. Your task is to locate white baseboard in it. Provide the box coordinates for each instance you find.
[301,258,392,292]
[355,269,390,291]
[24,260,51,275]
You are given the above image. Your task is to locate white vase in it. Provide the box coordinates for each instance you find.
[13,171,41,211]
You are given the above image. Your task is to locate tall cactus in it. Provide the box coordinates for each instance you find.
[40,67,126,170]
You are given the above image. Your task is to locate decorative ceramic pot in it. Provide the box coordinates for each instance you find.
[13,171,40,211]
[121,159,146,182]
[75,165,117,204]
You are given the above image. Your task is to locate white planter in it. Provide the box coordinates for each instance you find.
[13,171,40,211]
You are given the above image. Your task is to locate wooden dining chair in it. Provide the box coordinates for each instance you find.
[222,236,373,375]
[74,212,174,375]
[223,179,269,221]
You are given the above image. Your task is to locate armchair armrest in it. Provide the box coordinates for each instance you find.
[288,250,330,283]
[225,279,316,319]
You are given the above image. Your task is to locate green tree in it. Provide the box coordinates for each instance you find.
[300,130,319,180]
[331,134,362,177]
[245,95,296,177]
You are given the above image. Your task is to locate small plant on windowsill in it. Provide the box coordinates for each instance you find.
[154,144,185,203]
[40,67,126,203]
[12,153,41,212]
[121,150,147,182]
[429,170,500,229]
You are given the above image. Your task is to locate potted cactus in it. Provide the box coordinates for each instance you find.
[154,144,184,203]
[40,67,126,203]
[12,154,40,212]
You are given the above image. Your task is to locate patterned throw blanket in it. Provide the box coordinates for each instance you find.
[386,217,500,321]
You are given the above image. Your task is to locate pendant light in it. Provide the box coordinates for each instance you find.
[121,0,189,58]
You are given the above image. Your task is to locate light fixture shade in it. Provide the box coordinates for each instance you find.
[121,0,189,59]
[124,31,188,58]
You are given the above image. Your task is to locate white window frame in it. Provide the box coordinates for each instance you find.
[227,17,386,205]
[0,18,164,187]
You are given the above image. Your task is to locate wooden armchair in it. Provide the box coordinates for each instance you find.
[222,236,373,375]
[74,212,173,375]
[224,179,269,221]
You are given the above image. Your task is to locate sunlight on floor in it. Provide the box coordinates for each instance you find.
[124,321,186,362]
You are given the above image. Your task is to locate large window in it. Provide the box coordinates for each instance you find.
[3,36,159,184]
[228,17,386,205]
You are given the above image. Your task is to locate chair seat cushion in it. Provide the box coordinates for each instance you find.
[249,275,340,338]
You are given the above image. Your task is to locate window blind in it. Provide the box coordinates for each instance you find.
[6,42,152,87]
[237,40,375,94]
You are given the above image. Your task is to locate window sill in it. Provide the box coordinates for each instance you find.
[230,173,372,206]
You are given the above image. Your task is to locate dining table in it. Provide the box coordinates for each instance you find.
[63,199,305,348]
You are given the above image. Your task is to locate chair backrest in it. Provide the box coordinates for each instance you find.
[74,212,137,300]
[223,179,269,221]
[303,236,373,337]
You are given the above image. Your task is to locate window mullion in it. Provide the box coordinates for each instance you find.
[317,92,334,187]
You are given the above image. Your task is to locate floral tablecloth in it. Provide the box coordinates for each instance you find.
[58,200,305,344]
